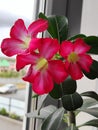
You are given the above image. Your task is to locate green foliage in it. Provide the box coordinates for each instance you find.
[26,105,57,120]
[27,14,98,129]
[83,60,98,79]
[0,108,21,121]
[0,71,20,78]
[61,77,77,95]
[41,107,64,130]
[68,34,86,41]
[9,113,20,120]
[79,107,98,118]
[81,98,98,108]
[0,108,9,116]
[66,125,79,130]
[79,119,98,128]
[39,13,68,42]
[49,77,77,99]
[81,91,98,101]
[84,36,98,54]
[49,83,63,99]
[62,92,83,111]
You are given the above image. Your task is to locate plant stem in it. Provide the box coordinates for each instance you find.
[67,111,76,126]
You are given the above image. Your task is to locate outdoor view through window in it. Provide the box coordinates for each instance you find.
[0,0,35,130]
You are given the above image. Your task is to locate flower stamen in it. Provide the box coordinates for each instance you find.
[68,52,79,63]
[36,58,48,71]
[23,36,31,48]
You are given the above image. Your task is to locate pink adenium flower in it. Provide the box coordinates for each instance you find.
[16,38,68,95]
[60,38,93,80]
[1,18,48,56]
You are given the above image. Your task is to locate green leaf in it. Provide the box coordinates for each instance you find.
[62,77,77,94]
[68,34,86,41]
[83,60,98,79]
[49,77,77,99]
[76,98,98,115]
[81,91,98,101]
[66,125,79,130]
[62,92,83,111]
[26,105,57,119]
[41,107,64,130]
[84,36,98,54]
[81,98,98,108]
[32,94,39,98]
[79,119,98,128]
[79,107,98,118]
[49,83,63,99]
[36,95,48,111]
[39,13,68,42]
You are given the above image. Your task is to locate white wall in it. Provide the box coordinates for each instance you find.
[77,1,98,130]
[81,0,98,36]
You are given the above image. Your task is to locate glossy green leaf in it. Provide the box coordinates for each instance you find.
[68,34,86,41]
[79,107,98,118]
[84,36,98,54]
[49,83,62,99]
[39,13,68,42]
[41,107,64,130]
[79,119,98,128]
[81,91,98,101]
[62,77,77,94]
[49,77,77,99]
[83,60,98,79]
[62,92,83,111]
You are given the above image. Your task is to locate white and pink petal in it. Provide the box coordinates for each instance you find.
[10,19,28,41]
[1,38,25,56]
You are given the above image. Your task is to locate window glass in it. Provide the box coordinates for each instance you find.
[0,1,35,130]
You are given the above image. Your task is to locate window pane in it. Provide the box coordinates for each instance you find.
[0,1,35,130]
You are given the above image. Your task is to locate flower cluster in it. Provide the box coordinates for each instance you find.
[1,18,93,95]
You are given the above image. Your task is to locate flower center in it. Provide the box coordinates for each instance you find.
[36,58,48,71]
[68,52,79,63]
[23,36,31,48]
